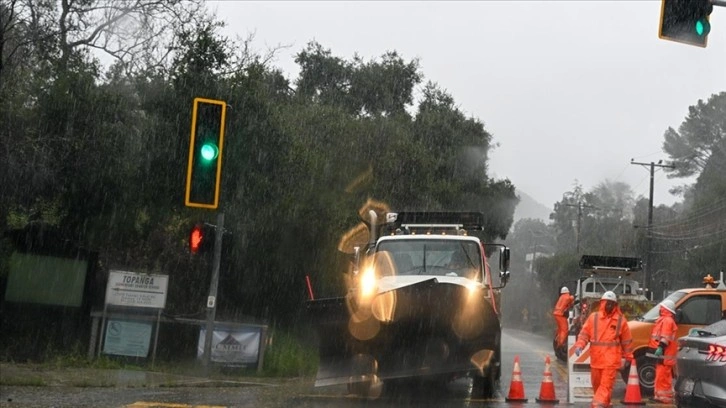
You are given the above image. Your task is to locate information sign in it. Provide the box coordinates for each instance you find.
[105,270,168,308]
[103,319,152,357]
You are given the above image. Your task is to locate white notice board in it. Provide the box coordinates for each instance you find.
[197,327,262,364]
[105,270,168,309]
[568,334,594,403]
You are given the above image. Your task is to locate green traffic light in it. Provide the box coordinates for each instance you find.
[200,143,219,162]
[695,19,710,37]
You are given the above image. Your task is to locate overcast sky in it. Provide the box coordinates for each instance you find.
[208,1,725,209]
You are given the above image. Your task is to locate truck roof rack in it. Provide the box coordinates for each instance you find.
[579,255,642,272]
[384,212,484,231]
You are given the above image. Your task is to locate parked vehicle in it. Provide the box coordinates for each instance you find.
[675,319,726,408]
[627,273,726,395]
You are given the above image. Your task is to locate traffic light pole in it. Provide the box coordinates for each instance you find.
[202,211,224,373]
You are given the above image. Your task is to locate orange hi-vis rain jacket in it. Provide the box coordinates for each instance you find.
[553,292,574,347]
[553,293,574,316]
[574,300,634,369]
[648,307,678,366]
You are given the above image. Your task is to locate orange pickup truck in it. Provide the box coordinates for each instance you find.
[625,274,726,395]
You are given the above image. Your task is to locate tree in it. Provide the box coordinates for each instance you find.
[663,92,726,179]
[550,180,636,256]
[649,91,726,290]
[349,51,421,117]
[550,181,585,253]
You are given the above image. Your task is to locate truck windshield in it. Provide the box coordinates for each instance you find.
[375,239,482,279]
[639,291,687,322]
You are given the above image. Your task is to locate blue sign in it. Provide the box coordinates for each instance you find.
[103,320,152,357]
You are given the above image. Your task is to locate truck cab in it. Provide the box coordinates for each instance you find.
[572,255,651,318]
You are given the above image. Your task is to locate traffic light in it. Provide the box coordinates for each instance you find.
[190,223,215,254]
[659,0,713,48]
[185,98,227,209]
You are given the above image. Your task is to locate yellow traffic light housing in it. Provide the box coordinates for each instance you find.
[185,98,227,209]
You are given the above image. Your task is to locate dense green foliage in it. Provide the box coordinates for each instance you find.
[0,2,517,330]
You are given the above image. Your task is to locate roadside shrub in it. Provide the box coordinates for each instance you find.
[262,328,317,377]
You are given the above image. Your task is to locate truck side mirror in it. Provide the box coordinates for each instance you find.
[499,270,510,286]
[499,247,511,272]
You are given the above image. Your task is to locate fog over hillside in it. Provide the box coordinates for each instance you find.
[514,191,552,223]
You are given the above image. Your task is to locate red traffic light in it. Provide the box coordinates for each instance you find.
[190,223,214,254]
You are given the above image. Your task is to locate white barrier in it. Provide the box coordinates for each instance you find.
[567,334,593,403]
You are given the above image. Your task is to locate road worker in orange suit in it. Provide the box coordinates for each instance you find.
[648,299,678,404]
[553,286,574,348]
[574,291,634,408]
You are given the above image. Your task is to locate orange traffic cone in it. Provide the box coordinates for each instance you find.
[535,355,559,404]
[505,355,528,402]
[621,358,646,405]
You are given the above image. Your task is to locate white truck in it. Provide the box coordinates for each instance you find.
[307,211,511,398]
[554,255,653,362]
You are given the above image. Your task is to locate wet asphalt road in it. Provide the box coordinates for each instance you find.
[1,328,658,408]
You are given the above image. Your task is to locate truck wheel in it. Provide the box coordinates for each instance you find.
[553,338,568,362]
[620,355,654,396]
[473,365,497,399]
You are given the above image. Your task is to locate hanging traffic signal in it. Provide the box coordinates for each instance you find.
[659,0,713,48]
[190,223,215,254]
[185,98,227,209]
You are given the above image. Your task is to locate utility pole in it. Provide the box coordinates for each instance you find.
[565,201,598,254]
[631,159,675,298]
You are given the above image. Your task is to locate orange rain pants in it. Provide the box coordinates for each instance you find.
[590,367,618,408]
[654,364,674,403]
[650,306,677,403]
[554,315,568,347]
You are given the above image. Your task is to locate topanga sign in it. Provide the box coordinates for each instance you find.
[105,270,168,308]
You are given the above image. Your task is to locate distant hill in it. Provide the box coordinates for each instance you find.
[514,191,552,222]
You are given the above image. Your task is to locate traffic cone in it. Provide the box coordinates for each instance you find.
[621,358,645,405]
[535,355,559,404]
[505,355,528,402]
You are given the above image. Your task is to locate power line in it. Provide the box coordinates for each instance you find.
[649,236,726,254]
[651,228,726,241]
[649,201,726,230]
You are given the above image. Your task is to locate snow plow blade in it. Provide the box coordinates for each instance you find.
[306,278,500,387]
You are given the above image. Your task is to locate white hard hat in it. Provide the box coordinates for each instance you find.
[601,291,617,302]
[561,286,570,294]
[660,299,676,314]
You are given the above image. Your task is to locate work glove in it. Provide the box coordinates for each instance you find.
[575,347,582,356]
[621,358,629,370]
[654,347,663,357]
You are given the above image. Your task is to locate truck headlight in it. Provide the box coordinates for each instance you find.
[360,267,377,298]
